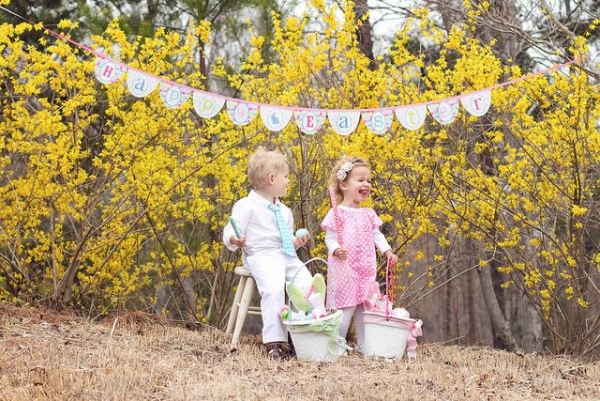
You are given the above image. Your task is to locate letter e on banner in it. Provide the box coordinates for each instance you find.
[294,110,326,135]
[460,89,491,117]
[427,99,459,125]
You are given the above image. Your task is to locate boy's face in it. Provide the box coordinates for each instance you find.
[266,166,290,198]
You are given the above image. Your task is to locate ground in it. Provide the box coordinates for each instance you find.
[0,304,599,401]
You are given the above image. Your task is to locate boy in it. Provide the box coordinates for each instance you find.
[223,147,312,360]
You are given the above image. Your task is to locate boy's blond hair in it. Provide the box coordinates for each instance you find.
[329,155,370,204]
[247,147,289,189]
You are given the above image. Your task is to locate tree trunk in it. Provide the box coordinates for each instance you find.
[478,259,520,352]
[353,0,376,70]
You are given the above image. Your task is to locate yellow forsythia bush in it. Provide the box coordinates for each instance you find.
[0,1,598,352]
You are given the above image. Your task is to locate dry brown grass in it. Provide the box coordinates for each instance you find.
[1,304,599,401]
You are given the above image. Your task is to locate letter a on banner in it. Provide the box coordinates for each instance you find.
[193,91,225,118]
[294,110,326,135]
[260,106,292,132]
[328,110,360,136]
[160,82,191,109]
[460,89,491,117]
[94,57,125,85]
[362,110,394,135]
[428,99,460,125]
[227,99,258,126]
[395,104,427,131]
[127,70,158,98]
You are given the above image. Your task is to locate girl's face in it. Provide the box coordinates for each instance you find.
[340,166,371,207]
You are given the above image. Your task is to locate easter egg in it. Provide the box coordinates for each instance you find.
[295,228,309,238]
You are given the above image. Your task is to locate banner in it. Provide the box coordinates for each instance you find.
[87,50,577,136]
[0,5,578,138]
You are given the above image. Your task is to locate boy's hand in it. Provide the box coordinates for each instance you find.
[333,247,348,260]
[230,235,246,248]
[293,233,310,248]
[384,250,398,266]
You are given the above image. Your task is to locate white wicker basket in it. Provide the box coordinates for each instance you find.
[362,311,416,358]
[283,310,346,362]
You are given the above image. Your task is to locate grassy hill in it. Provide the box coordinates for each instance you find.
[1,304,598,401]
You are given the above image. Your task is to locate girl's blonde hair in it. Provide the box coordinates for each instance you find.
[247,147,288,189]
[329,155,369,204]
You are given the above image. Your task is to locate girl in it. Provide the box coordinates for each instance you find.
[321,156,398,351]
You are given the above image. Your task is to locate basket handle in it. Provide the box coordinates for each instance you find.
[385,256,394,321]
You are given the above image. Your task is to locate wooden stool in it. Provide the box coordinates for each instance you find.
[225,266,261,348]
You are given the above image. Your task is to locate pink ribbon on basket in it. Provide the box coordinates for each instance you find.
[406,319,423,358]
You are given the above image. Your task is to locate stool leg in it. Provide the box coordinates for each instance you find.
[226,275,247,335]
[231,277,256,348]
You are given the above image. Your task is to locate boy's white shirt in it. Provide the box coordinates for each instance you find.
[223,189,294,255]
[323,205,392,256]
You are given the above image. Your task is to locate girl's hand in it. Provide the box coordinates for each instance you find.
[384,250,398,266]
[293,233,310,248]
[333,247,348,260]
[231,235,246,248]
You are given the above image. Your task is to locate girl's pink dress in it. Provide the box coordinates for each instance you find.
[321,207,383,309]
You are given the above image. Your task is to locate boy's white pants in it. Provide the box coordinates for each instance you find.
[244,250,312,343]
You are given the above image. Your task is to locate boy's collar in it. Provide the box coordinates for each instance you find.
[249,189,280,205]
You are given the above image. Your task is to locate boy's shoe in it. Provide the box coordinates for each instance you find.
[266,342,284,361]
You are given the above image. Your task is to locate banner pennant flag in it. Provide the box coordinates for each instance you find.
[294,110,326,135]
[193,91,225,119]
[328,110,361,136]
[362,109,394,135]
[460,89,492,117]
[127,70,158,98]
[160,82,192,109]
[395,104,427,131]
[261,106,292,132]
[94,57,125,85]
[428,99,460,125]
[227,99,258,126]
